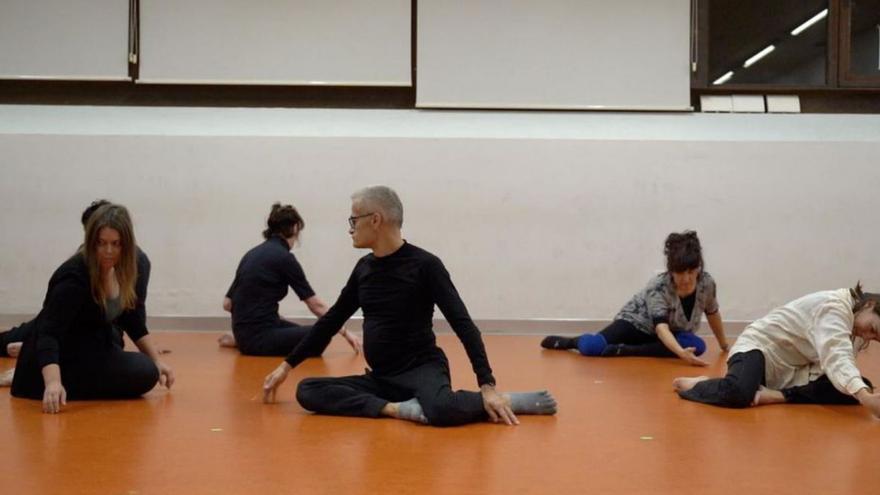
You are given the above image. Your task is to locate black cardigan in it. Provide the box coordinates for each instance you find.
[12,250,151,395]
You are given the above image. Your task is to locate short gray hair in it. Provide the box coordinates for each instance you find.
[351,185,403,227]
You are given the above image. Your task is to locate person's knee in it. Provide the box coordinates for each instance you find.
[130,354,159,395]
[419,394,468,427]
[295,378,324,411]
[675,332,706,356]
[576,333,608,356]
[236,341,263,356]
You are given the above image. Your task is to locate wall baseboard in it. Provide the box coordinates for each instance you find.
[0,314,752,336]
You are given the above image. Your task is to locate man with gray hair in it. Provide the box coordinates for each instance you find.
[262,185,557,426]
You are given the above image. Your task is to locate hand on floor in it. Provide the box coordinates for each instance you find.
[43,381,67,414]
[680,347,709,367]
[856,390,880,419]
[157,360,175,389]
[263,362,291,403]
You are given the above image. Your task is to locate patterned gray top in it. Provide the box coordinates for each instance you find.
[613,272,719,335]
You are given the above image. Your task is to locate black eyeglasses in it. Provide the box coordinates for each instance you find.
[347,212,374,229]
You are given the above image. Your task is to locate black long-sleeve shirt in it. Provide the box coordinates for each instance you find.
[13,250,151,397]
[226,236,316,330]
[285,242,496,386]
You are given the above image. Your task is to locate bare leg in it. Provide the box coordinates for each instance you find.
[672,376,710,393]
[752,385,786,406]
[217,332,237,348]
[7,342,22,357]
[380,402,397,417]
[0,368,14,387]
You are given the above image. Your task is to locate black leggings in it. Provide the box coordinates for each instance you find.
[598,319,677,357]
[295,357,487,427]
[12,347,159,400]
[234,320,327,357]
[0,320,35,356]
[679,350,870,408]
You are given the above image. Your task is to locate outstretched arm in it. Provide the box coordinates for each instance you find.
[37,275,87,413]
[706,311,729,352]
[304,295,362,355]
[41,364,66,414]
[811,301,871,398]
[656,323,709,366]
[425,257,495,387]
[263,266,362,402]
[135,334,175,389]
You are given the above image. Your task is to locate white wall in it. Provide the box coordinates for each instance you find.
[1,106,878,325]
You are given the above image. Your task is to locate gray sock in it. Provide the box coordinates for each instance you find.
[396,398,429,424]
[507,390,557,415]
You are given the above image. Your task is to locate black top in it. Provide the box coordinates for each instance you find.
[680,291,696,321]
[14,249,151,383]
[226,236,316,330]
[284,242,496,386]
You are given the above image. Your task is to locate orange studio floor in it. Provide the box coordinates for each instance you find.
[1,332,879,495]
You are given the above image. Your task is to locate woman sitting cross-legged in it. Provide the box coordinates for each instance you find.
[4,203,173,413]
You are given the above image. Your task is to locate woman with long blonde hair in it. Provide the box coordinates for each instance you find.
[8,203,173,413]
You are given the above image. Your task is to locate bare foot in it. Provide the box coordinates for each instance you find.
[752,386,786,406]
[0,368,14,387]
[672,376,710,393]
[7,342,22,357]
[217,333,237,348]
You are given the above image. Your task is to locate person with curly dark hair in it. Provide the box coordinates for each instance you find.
[541,231,727,366]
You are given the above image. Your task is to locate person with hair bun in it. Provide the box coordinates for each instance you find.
[674,283,880,418]
[541,231,728,366]
[219,203,362,356]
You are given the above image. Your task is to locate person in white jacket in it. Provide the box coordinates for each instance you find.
[673,284,880,418]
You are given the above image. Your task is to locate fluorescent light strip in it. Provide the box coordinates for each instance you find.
[712,71,734,85]
[743,45,775,68]
[791,9,828,36]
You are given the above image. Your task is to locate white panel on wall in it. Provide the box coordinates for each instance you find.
[416,0,691,110]
[139,0,411,86]
[0,0,130,80]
